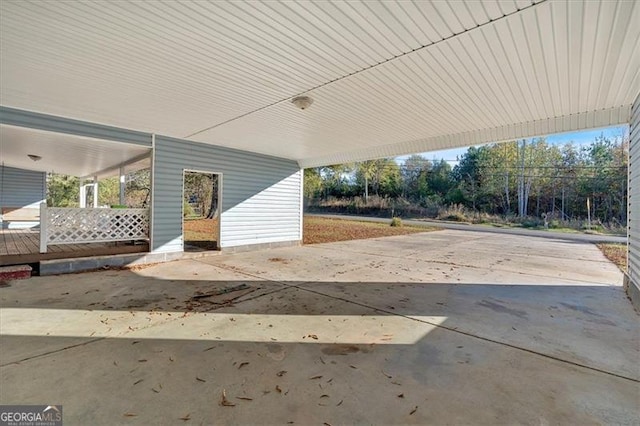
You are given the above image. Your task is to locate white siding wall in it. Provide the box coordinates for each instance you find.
[0,165,46,229]
[628,94,640,293]
[152,136,302,252]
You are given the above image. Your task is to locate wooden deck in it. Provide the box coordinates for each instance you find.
[0,229,149,266]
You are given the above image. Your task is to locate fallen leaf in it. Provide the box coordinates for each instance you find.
[203,346,216,352]
[308,334,318,340]
[336,400,343,406]
[381,369,392,378]
[397,393,404,398]
[179,413,191,421]
[349,365,357,369]
[275,385,282,393]
[138,359,147,363]
[320,394,329,398]
[133,379,143,385]
[123,413,137,417]
[169,357,174,362]
[220,389,236,407]
[391,381,402,386]
[309,375,323,380]
[132,341,140,345]
[151,388,159,393]
[196,377,206,382]
[238,362,249,369]
[277,370,287,377]
[319,357,326,365]
[236,396,253,401]
[410,406,418,415]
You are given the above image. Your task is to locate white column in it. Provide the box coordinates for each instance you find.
[79,179,86,208]
[39,202,48,253]
[93,175,99,208]
[119,166,126,206]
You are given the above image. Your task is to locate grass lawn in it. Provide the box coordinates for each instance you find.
[596,243,627,272]
[303,216,437,244]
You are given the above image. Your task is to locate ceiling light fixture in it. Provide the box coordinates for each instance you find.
[291,95,314,110]
[27,154,42,162]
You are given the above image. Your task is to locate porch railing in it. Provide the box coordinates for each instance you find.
[39,204,149,253]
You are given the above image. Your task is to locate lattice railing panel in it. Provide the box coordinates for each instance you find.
[45,208,149,245]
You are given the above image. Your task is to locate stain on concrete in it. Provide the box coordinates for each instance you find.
[560,303,617,326]
[266,343,286,361]
[559,302,602,317]
[321,344,360,355]
[477,299,528,319]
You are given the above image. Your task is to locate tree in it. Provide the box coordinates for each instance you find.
[355,159,401,202]
[451,147,483,210]
[47,174,79,207]
[401,155,431,200]
[304,168,323,200]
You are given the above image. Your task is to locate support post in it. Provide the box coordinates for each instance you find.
[39,202,48,253]
[119,166,126,206]
[79,179,86,208]
[93,175,99,208]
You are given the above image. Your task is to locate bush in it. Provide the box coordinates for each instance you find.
[437,204,468,222]
[183,201,195,217]
[390,217,403,227]
[520,218,541,228]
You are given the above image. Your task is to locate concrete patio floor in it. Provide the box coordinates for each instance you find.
[1,230,638,425]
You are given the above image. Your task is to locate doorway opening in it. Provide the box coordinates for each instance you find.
[182,170,221,252]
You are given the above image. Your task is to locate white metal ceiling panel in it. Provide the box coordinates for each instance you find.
[0,125,150,178]
[1,0,638,168]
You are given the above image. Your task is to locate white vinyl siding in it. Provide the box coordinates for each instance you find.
[152,136,301,252]
[0,165,46,228]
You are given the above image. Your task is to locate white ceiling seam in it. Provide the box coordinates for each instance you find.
[1,0,638,168]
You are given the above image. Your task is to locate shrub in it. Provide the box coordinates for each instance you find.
[183,201,195,217]
[548,219,561,229]
[520,218,541,228]
[390,217,403,227]
[437,204,468,222]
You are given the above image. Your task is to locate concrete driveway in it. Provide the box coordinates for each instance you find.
[1,230,638,425]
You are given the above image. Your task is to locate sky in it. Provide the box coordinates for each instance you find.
[396,125,629,166]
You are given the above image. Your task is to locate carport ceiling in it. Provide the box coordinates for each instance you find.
[0,125,151,179]
[1,0,639,167]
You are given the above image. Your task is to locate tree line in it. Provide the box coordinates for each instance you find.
[305,135,628,227]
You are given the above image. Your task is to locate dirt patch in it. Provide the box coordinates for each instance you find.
[184,218,218,241]
[303,216,437,245]
[596,243,626,272]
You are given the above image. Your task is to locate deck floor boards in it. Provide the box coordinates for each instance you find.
[0,229,149,266]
